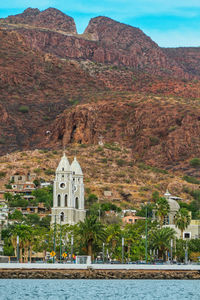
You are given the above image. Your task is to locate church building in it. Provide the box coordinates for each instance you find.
[51,153,86,225]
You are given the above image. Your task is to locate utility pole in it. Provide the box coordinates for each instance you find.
[122,237,124,264]
[145,206,148,263]
[53,215,56,264]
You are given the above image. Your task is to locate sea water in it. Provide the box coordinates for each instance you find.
[0,279,199,300]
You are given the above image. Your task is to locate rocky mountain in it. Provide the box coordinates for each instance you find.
[0,8,200,174]
[0,8,186,77]
[163,47,200,77]
[43,97,200,172]
[0,7,77,34]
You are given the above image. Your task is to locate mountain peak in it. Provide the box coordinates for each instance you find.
[0,7,77,34]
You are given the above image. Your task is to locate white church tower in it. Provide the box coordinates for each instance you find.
[51,153,86,225]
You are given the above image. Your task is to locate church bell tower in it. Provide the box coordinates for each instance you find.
[51,153,86,225]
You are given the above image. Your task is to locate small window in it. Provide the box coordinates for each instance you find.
[62,168,64,171]
[75,197,79,209]
[60,212,64,222]
[65,194,68,207]
[57,195,61,207]
[184,233,190,239]
[62,175,64,178]
[60,183,65,189]
[73,172,75,175]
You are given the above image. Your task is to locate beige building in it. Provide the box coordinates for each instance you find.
[51,153,86,226]
[154,190,200,239]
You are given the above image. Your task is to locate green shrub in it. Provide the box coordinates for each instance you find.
[190,158,200,168]
[5,184,12,189]
[44,169,55,176]
[100,158,108,163]
[34,168,41,175]
[116,159,126,166]
[0,137,5,144]
[18,105,29,113]
[149,136,160,146]
[104,143,121,151]
[168,126,177,132]
[183,175,200,185]
[0,171,6,178]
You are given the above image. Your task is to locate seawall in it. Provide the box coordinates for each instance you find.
[0,265,200,279]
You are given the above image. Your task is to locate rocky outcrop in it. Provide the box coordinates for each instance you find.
[0,8,77,34]
[46,99,200,170]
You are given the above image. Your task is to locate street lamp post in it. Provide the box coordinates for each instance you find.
[17,235,19,263]
[145,205,148,264]
[185,240,188,264]
[71,235,74,263]
[170,239,173,263]
[60,217,62,263]
[102,242,105,263]
[53,215,56,264]
[122,237,124,264]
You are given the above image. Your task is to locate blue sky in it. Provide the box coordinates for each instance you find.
[0,0,200,47]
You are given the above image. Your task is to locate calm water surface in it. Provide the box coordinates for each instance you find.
[0,279,199,300]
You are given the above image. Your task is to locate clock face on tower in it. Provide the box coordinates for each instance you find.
[60,183,66,189]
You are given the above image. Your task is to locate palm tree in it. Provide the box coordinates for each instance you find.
[155,197,170,227]
[174,208,191,239]
[11,224,33,262]
[149,227,175,260]
[78,216,106,260]
[106,224,121,255]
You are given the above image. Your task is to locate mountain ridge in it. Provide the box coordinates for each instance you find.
[0,8,200,174]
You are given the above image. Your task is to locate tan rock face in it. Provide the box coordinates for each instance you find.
[46,99,200,169]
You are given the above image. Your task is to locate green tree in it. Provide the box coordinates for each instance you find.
[9,209,24,221]
[32,186,53,209]
[174,208,191,239]
[106,224,121,257]
[155,197,170,226]
[87,193,98,205]
[149,227,175,260]
[78,216,106,259]
[25,214,40,226]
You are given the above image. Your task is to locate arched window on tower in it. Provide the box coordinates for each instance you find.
[65,194,68,207]
[57,195,61,207]
[60,212,64,222]
[75,197,79,209]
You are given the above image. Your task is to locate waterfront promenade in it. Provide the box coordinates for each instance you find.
[0,263,200,270]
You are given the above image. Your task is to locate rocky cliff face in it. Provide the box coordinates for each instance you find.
[0,8,77,34]
[0,9,187,78]
[84,17,185,77]
[0,8,200,171]
[163,47,200,77]
[45,99,200,170]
